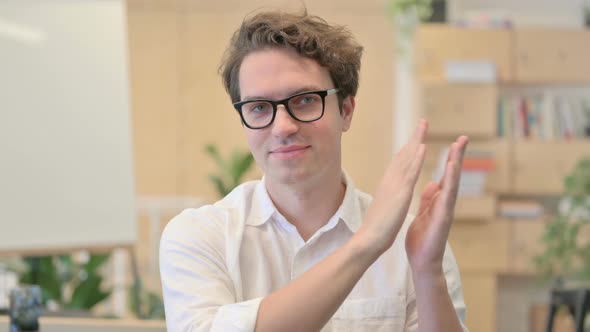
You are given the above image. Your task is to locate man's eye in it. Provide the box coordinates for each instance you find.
[248,103,270,112]
[294,95,320,105]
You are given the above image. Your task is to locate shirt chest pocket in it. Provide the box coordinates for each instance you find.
[330,296,406,332]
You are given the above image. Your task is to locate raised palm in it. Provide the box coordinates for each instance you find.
[406,136,469,274]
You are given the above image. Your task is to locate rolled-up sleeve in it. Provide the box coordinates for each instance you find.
[210,298,264,331]
[160,209,262,332]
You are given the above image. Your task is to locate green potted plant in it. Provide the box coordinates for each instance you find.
[128,269,165,320]
[532,156,590,330]
[387,0,433,27]
[534,157,590,285]
[15,253,112,314]
[387,0,433,54]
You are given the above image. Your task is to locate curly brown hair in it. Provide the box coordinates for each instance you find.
[219,9,363,104]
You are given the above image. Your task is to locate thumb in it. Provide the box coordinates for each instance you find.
[416,182,440,216]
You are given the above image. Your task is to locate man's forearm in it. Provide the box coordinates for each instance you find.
[413,271,463,332]
[254,234,381,332]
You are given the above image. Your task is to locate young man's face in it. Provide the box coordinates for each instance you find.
[238,47,354,187]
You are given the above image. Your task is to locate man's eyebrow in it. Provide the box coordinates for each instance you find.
[241,86,325,101]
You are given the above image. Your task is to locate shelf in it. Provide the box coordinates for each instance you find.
[420,83,498,139]
[415,24,513,82]
[415,23,590,332]
[512,140,589,194]
[514,29,590,83]
[449,220,511,272]
[455,194,497,222]
[420,139,511,193]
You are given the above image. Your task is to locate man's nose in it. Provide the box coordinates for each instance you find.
[271,105,299,137]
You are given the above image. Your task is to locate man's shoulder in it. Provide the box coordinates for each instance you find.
[215,179,261,210]
[161,180,262,242]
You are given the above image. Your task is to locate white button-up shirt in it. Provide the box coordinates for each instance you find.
[160,173,468,332]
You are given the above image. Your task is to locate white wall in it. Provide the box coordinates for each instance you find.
[0,0,136,253]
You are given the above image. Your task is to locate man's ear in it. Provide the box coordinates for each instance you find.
[341,95,355,132]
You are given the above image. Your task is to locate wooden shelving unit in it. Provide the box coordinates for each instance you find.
[415,24,590,332]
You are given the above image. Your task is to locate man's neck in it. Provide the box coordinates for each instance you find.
[265,172,346,242]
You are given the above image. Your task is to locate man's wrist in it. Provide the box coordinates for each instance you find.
[347,231,384,265]
[412,269,446,290]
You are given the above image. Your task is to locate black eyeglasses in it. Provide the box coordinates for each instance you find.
[233,88,340,129]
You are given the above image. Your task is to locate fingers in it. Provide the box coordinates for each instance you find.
[440,136,469,211]
[388,120,429,183]
[402,120,428,178]
[439,136,469,187]
[411,119,428,146]
[401,119,428,155]
[408,141,426,179]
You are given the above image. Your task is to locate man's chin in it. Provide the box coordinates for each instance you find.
[267,168,310,185]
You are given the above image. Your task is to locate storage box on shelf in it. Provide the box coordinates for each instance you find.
[513,140,589,194]
[514,29,590,83]
[415,24,513,82]
[422,83,498,138]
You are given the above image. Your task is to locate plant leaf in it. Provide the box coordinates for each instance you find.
[208,175,229,197]
[67,275,111,309]
[37,256,62,304]
[236,152,255,183]
[85,254,110,275]
[229,149,254,186]
[204,144,228,174]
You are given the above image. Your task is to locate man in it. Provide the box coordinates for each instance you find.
[160,9,469,332]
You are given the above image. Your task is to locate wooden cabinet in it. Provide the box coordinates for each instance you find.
[449,221,511,272]
[415,24,590,332]
[509,219,546,274]
[455,195,497,221]
[512,140,590,194]
[417,25,590,84]
[461,273,497,332]
[484,140,512,193]
[415,24,513,82]
[421,84,498,138]
[514,29,590,83]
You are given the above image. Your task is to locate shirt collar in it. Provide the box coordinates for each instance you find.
[244,176,276,227]
[336,171,362,233]
[245,171,363,233]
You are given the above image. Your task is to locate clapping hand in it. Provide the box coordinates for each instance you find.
[357,120,428,255]
[405,135,469,275]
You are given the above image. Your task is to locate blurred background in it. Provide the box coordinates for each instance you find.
[0,0,589,331]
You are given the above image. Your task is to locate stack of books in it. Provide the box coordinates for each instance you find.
[497,93,590,140]
[433,148,496,196]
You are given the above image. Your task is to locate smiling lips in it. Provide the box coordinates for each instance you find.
[270,145,310,160]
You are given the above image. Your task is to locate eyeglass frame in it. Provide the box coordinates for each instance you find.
[233,88,341,129]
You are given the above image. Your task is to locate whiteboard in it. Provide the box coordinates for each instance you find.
[0,0,136,253]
